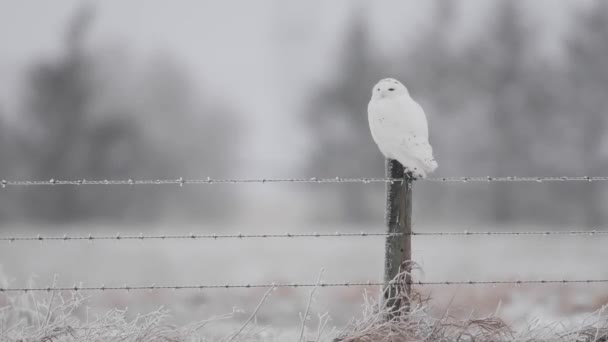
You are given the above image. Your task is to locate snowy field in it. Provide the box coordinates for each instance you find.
[1,223,607,338]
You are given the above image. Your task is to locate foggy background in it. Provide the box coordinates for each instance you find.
[0,0,606,227]
[0,0,607,334]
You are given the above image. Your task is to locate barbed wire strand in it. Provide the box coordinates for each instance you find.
[1,230,607,242]
[2,279,608,293]
[0,232,402,242]
[413,230,608,236]
[2,176,608,188]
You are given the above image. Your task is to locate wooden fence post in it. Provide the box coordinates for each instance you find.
[383,159,412,319]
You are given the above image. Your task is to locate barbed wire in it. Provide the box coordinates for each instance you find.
[2,279,608,293]
[2,176,608,188]
[0,232,403,242]
[412,229,608,236]
[1,230,607,243]
[426,176,608,183]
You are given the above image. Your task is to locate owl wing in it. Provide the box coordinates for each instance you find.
[392,97,437,177]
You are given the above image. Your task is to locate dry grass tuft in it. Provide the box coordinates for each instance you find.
[333,271,608,342]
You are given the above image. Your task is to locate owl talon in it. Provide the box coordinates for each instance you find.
[405,170,422,181]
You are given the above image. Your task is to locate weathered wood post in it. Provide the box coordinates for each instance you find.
[383,159,412,319]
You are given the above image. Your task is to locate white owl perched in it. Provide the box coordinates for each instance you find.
[368,78,438,178]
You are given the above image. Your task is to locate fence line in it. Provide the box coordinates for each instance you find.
[0,230,608,242]
[2,172,607,316]
[2,176,608,188]
[2,279,608,293]
[0,232,404,242]
[411,230,608,236]
[2,230,606,243]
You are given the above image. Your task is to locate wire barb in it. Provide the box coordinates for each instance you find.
[1,176,608,187]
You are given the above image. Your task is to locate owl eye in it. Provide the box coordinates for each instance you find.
[388,88,395,91]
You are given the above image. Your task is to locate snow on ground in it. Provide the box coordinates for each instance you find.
[0,223,607,336]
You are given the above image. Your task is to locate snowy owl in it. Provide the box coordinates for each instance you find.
[368,78,438,179]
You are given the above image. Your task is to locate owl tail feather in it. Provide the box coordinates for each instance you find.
[393,156,436,179]
[426,159,438,173]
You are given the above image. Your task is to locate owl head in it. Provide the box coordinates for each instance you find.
[371,78,409,99]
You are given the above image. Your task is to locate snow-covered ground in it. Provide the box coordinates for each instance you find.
[1,223,607,337]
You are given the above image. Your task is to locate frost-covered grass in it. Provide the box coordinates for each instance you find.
[335,273,608,342]
[0,272,223,341]
[0,275,335,341]
[0,290,224,341]
[337,297,608,342]
[2,273,608,342]
[1,223,607,340]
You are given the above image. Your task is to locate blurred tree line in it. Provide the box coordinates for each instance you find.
[305,0,608,227]
[1,1,606,228]
[0,5,241,224]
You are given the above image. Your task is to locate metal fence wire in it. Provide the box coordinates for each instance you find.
[2,279,608,293]
[1,229,607,242]
[2,176,608,187]
[1,174,607,293]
